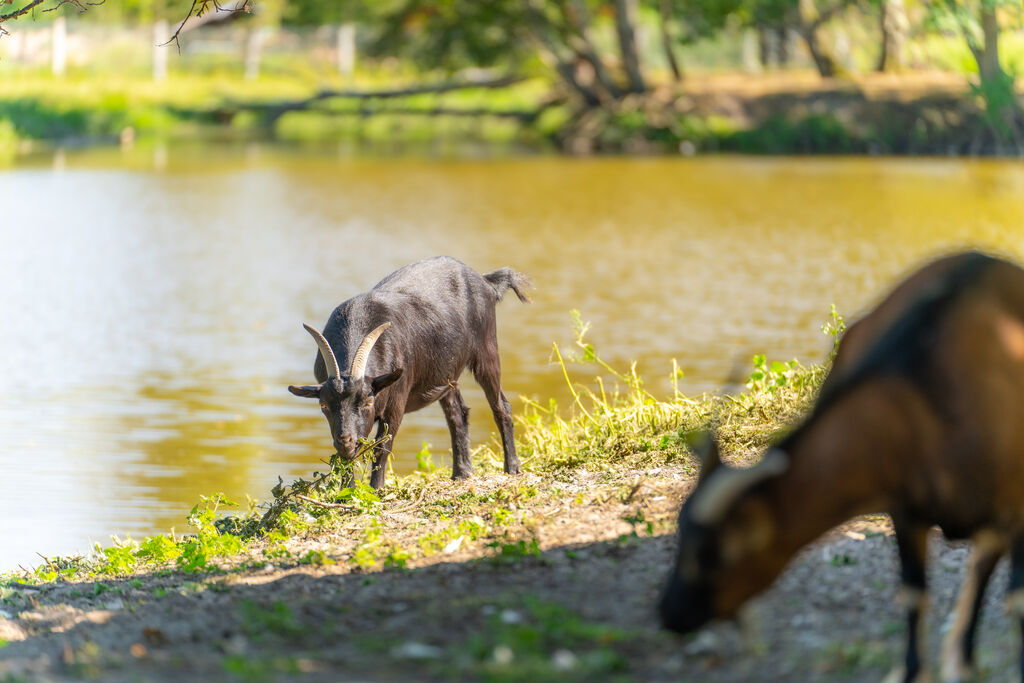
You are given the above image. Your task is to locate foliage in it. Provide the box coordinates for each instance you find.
[416,441,437,473]
[177,494,245,572]
[239,600,305,639]
[821,303,846,359]
[479,311,830,477]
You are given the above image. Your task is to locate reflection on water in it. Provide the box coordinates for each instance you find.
[2,147,1024,568]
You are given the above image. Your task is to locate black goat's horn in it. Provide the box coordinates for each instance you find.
[350,322,391,381]
[302,323,340,379]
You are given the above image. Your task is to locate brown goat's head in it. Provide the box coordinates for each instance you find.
[288,323,403,460]
[660,435,791,633]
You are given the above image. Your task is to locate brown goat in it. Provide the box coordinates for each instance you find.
[660,251,1024,682]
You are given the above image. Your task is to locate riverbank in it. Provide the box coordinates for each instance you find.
[2,71,1021,159]
[1,444,1020,680]
[3,331,1022,681]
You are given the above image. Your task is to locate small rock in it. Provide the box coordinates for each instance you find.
[443,536,464,554]
[391,642,443,660]
[392,602,409,613]
[104,599,124,611]
[551,649,577,671]
[492,645,514,665]
[499,609,521,624]
[684,630,719,657]
[844,530,866,540]
[222,634,248,656]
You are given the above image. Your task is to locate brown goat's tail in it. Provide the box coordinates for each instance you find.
[483,267,532,303]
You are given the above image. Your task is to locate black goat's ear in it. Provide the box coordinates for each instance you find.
[692,431,723,484]
[288,384,321,398]
[371,368,403,394]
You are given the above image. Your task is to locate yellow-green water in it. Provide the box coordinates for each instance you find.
[3,146,1024,568]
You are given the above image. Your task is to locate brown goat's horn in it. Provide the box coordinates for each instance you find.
[350,322,391,381]
[690,449,790,524]
[302,323,340,379]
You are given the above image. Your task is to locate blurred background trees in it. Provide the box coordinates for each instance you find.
[0,0,1021,152]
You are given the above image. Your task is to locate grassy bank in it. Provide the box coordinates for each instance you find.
[5,312,1024,680]
[2,71,1020,158]
[0,317,855,681]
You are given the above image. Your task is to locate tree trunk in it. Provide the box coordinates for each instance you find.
[776,25,790,67]
[614,0,645,93]
[659,0,682,81]
[803,28,838,77]
[564,0,622,100]
[758,25,772,69]
[977,6,1004,85]
[876,0,906,72]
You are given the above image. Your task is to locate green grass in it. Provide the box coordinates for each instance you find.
[0,72,549,146]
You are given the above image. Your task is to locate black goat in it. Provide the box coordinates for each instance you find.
[288,256,530,489]
[660,251,1024,682]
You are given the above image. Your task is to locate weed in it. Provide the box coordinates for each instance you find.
[177,494,245,573]
[621,510,654,538]
[416,441,437,473]
[487,538,541,563]
[239,600,305,640]
[298,549,335,567]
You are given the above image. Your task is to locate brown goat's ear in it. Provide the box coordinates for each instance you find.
[371,368,403,394]
[692,431,723,484]
[288,384,321,399]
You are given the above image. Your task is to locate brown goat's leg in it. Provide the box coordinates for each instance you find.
[368,415,401,490]
[474,353,519,475]
[440,388,473,479]
[1006,535,1024,683]
[940,530,1004,683]
[891,518,930,683]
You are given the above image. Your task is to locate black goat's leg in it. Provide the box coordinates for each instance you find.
[440,388,473,479]
[473,345,519,475]
[891,516,930,683]
[368,414,402,490]
[940,530,1004,683]
[1007,534,1024,683]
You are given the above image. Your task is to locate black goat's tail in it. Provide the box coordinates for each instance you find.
[484,267,532,303]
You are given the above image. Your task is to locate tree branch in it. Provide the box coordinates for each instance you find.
[0,0,46,23]
[162,0,251,53]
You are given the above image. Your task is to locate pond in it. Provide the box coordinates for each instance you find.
[3,145,1024,569]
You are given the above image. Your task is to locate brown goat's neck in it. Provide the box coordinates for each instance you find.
[768,386,921,555]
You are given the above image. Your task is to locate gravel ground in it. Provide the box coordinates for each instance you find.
[1,466,1021,682]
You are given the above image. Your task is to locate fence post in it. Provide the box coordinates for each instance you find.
[51,16,66,77]
[153,19,169,82]
[244,26,263,81]
[337,23,355,76]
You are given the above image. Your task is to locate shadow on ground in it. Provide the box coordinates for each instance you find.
[1,525,1021,681]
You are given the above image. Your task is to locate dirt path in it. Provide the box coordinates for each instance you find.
[0,466,1020,681]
